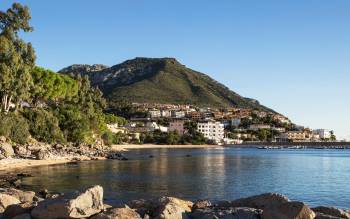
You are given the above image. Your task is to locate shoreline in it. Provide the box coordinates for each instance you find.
[111,144,222,151]
[0,144,221,173]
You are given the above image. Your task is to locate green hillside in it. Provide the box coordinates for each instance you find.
[60,58,273,111]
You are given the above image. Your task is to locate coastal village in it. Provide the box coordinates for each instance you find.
[107,103,336,145]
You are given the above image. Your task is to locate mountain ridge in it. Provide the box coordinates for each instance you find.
[59,57,274,112]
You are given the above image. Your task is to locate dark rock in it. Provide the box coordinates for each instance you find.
[3,202,35,219]
[107,152,128,160]
[312,206,350,219]
[316,213,344,219]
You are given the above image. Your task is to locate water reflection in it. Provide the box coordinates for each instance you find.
[21,148,350,208]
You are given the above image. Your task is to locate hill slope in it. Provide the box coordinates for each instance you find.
[59,58,272,111]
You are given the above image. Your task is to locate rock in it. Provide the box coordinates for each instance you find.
[312,207,350,219]
[192,200,211,210]
[3,202,35,219]
[191,207,262,219]
[0,142,15,158]
[127,199,156,217]
[263,201,316,219]
[154,197,193,219]
[107,152,128,160]
[12,213,32,219]
[90,206,142,219]
[34,149,50,160]
[0,194,21,213]
[31,185,104,219]
[218,193,290,209]
[315,213,343,219]
[2,188,36,202]
[0,136,6,143]
[14,146,31,158]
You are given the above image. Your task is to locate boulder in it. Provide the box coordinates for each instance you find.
[2,188,36,203]
[0,142,15,158]
[3,202,35,219]
[14,146,31,158]
[154,197,193,219]
[90,206,142,219]
[315,213,343,219]
[312,207,350,219]
[218,193,290,210]
[127,199,156,217]
[191,207,262,219]
[192,200,211,210]
[0,136,6,143]
[0,194,21,213]
[13,214,32,219]
[31,185,104,219]
[34,149,50,160]
[263,201,316,219]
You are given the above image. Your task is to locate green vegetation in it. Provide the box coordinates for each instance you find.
[0,3,125,145]
[60,58,273,111]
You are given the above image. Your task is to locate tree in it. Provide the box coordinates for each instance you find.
[31,67,79,105]
[0,3,35,112]
[330,130,337,141]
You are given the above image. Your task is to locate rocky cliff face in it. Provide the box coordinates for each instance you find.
[59,57,273,111]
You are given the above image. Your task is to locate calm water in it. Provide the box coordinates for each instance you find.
[21,148,350,208]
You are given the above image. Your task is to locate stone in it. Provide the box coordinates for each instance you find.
[263,201,316,219]
[3,188,36,203]
[0,136,6,143]
[3,202,35,219]
[90,206,142,219]
[191,207,262,219]
[312,207,350,219]
[154,197,193,219]
[12,214,32,219]
[0,142,15,158]
[31,185,104,219]
[192,200,211,210]
[14,146,31,158]
[34,150,50,160]
[127,199,156,217]
[0,194,21,213]
[315,213,343,219]
[218,193,290,210]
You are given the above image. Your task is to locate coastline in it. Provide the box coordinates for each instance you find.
[111,144,222,151]
[0,144,221,173]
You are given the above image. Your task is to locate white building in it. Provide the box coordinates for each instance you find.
[171,111,186,118]
[313,129,332,139]
[161,110,172,118]
[197,121,224,144]
[149,110,161,118]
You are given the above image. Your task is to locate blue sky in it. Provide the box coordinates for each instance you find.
[2,0,350,140]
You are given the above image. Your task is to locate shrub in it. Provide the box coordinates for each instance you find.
[0,112,30,144]
[23,108,65,143]
[55,104,93,144]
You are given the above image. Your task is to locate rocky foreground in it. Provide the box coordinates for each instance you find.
[0,185,349,219]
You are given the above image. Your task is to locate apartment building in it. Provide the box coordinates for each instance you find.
[197,120,224,144]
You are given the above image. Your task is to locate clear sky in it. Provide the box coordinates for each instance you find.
[2,0,350,140]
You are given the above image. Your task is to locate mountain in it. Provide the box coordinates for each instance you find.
[59,57,273,111]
